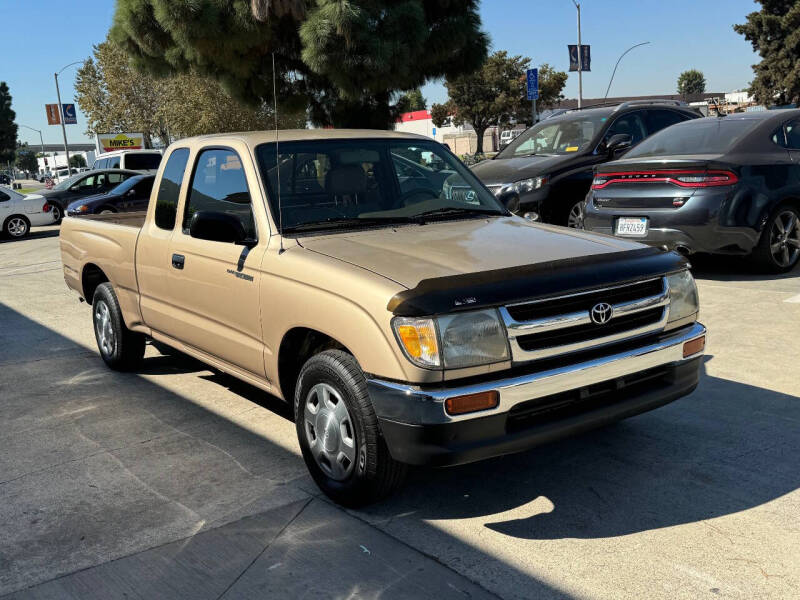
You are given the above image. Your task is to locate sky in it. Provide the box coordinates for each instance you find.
[1,0,761,147]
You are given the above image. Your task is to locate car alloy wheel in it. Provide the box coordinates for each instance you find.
[303,382,358,481]
[567,201,585,229]
[769,209,800,268]
[50,204,62,222]
[94,299,116,357]
[7,217,28,237]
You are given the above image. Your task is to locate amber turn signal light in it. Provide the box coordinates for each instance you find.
[445,390,499,416]
[683,336,705,358]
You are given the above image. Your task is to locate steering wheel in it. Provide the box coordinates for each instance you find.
[400,188,440,205]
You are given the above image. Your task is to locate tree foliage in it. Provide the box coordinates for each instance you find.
[75,39,304,147]
[430,52,568,153]
[15,144,38,173]
[677,69,706,100]
[110,0,488,129]
[734,1,800,106]
[69,154,87,168]
[397,89,428,113]
[0,82,18,165]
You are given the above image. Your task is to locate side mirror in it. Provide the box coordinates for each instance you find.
[189,210,247,244]
[127,189,136,197]
[605,133,633,155]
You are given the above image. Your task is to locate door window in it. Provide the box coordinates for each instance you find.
[183,148,256,240]
[0,190,9,202]
[133,177,155,197]
[605,111,647,145]
[154,148,190,230]
[646,110,689,136]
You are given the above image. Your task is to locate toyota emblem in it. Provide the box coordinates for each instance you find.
[590,302,613,325]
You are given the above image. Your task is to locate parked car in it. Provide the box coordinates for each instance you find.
[67,174,155,216]
[499,128,523,148]
[0,186,56,238]
[0,173,11,185]
[53,167,80,183]
[584,110,800,273]
[31,169,140,223]
[472,100,701,225]
[60,130,706,506]
[92,149,162,172]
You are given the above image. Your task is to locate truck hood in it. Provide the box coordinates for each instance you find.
[299,216,645,289]
[471,154,576,185]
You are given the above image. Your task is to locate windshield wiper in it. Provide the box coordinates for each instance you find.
[409,207,504,222]
[282,216,412,233]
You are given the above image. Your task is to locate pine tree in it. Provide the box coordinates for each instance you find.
[0,82,18,165]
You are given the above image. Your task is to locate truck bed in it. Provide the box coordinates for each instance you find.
[59,212,145,327]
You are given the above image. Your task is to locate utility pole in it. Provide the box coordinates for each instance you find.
[572,0,583,109]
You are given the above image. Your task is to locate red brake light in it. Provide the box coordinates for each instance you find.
[43,203,51,212]
[591,170,738,190]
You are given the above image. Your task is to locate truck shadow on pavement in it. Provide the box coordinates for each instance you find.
[689,252,800,282]
[2,300,798,599]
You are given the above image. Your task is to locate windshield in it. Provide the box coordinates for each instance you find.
[497,112,609,158]
[52,173,83,191]
[255,139,506,233]
[626,118,758,157]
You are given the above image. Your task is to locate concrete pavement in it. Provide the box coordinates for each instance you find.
[0,226,798,599]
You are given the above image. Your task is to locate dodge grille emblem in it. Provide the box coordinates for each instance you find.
[590,302,613,325]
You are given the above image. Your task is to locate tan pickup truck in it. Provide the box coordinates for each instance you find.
[60,130,706,506]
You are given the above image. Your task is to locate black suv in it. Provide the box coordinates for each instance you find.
[471,100,701,226]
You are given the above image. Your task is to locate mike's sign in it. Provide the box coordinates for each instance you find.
[96,133,145,153]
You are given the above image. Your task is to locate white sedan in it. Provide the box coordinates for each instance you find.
[0,186,57,239]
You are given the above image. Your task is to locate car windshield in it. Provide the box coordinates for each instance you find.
[52,173,83,191]
[497,112,609,158]
[255,139,506,233]
[625,118,759,157]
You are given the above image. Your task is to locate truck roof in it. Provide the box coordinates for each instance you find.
[177,129,432,146]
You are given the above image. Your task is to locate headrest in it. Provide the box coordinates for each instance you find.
[325,165,367,196]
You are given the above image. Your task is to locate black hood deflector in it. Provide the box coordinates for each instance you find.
[388,246,687,316]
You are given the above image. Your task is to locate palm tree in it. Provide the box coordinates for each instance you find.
[251,0,306,21]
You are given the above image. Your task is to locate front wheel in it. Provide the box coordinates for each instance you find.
[4,215,30,238]
[92,283,146,370]
[295,350,406,507]
[751,204,800,273]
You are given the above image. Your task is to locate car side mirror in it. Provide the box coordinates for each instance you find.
[127,189,136,197]
[189,210,247,244]
[605,133,633,155]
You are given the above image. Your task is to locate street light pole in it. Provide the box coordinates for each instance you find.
[604,42,651,101]
[54,61,82,175]
[572,0,583,109]
[19,125,46,174]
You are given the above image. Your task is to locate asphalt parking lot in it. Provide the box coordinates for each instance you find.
[1,225,798,600]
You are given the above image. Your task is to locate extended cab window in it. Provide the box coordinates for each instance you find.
[155,148,189,230]
[183,148,256,240]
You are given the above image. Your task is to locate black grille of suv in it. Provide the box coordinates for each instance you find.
[506,278,664,322]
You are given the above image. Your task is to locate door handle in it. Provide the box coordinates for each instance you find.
[171,254,185,269]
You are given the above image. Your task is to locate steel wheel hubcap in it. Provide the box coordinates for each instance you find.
[567,202,584,229]
[94,300,116,356]
[769,210,800,267]
[304,383,356,481]
[8,218,27,237]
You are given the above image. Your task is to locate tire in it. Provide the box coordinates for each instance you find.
[294,350,406,507]
[565,199,586,229]
[99,207,117,214]
[750,203,800,273]
[4,215,30,238]
[49,203,63,224]
[91,282,146,370]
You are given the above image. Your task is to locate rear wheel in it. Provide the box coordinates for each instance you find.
[92,283,146,370]
[49,203,63,224]
[751,204,800,273]
[566,200,585,229]
[4,215,30,238]
[294,350,406,506]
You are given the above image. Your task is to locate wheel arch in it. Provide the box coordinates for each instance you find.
[81,263,109,305]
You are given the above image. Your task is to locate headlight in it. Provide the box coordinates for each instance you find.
[666,270,699,324]
[71,205,89,214]
[393,309,510,370]
[498,176,548,197]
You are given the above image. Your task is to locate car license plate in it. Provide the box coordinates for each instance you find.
[615,217,648,236]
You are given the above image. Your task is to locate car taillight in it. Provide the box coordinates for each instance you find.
[43,203,51,212]
[591,170,738,190]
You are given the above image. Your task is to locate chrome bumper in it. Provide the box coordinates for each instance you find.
[368,322,706,425]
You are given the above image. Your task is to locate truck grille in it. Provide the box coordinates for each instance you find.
[500,277,669,363]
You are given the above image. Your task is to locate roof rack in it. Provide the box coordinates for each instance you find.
[613,99,689,111]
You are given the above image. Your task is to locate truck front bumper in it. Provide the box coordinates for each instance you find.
[368,322,705,466]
